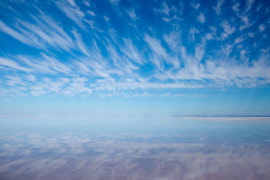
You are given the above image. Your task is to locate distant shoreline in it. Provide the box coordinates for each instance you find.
[167,115,270,118]
[158,115,270,121]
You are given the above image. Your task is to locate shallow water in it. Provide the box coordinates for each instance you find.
[1,116,270,180]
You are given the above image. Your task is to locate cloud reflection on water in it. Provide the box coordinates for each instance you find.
[1,121,270,180]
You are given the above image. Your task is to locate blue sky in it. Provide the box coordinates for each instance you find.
[0,0,270,116]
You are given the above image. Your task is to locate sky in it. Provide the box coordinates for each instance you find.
[0,0,270,117]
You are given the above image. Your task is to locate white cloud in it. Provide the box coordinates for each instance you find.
[41,54,71,73]
[27,77,92,96]
[241,16,249,25]
[55,0,86,29]
[83,1,90,6]
[232,3,240,12]
[189,28,199,42]
[104,16,110,22]
[0,11,75,51]
[0,20,33,47]
[5,75,25,86]
[162,17,170,22]
[127,9,137,20]
[30,77,69,95]
[62,77,92,96]
[67,0,76,6]
[30,90,47,96]
[0,57,30,72]
[163,32,181,68]
[248,32,254,37]
[26,75,36,82]
[259,24,265,32]
[245,0,255,12]
[0,0,269,97]
[92,81,202,91]
[110,0,119,4]
[239,16,251,31]
[144,34,172,70]
[195,44,205,62]
[192,3,200,10]
[234,37,244,44]
[122,38,142,64]
[213,0,224,15]
[197,13,205,23]
[220,21,236,40]
[87,10,96,16]
[72,31,91,57]
[155,2,170,16]
[163,32,180,51]
[15,54,70,74]
[160,2,170,16]
[106,43,122,67]
[144,35,167,59]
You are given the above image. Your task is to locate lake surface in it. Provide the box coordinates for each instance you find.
[1,116,270,180]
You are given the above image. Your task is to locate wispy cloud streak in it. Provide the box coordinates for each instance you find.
[0,0,269,97]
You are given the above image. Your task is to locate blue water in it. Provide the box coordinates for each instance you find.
[1,117,270,179]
